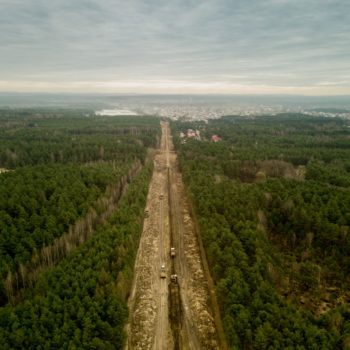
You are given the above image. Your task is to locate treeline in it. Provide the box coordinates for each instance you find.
[1,161,144,305]
[175,115,350,177]
[0,163,130,302]
[0,110,159,168]
[172,115,350,349]
[0,110,159,305]
[0,163,152,349]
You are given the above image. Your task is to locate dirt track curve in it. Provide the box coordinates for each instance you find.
[125,121,223,350]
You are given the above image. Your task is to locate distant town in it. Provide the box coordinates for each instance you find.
[95,103,350,121]
[1,92,349,121]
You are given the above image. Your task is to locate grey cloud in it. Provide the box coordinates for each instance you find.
[0,0,349,92]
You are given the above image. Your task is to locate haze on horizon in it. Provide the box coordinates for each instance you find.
[0,0,349,96]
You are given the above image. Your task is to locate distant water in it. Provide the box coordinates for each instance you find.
[95,109,138,116]
[0,93,349,110]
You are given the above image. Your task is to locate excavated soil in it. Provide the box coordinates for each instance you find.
[125,122,222,349]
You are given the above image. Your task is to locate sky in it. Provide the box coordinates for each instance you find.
[0,0,349,95]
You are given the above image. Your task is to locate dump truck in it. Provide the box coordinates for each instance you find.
[170,247,176,258]
[170,274,178,284]
[160,264,166,278]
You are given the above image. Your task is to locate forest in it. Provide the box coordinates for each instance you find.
[0,109,158,347]
[0,109,158,168]
[172,114,350,349]
[0,163,153,348]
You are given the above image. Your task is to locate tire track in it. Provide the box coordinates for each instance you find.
[126,121,223,349]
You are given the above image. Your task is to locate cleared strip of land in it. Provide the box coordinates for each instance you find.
[126,122,224,349]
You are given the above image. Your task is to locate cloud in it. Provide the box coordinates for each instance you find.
[0,0,349,94]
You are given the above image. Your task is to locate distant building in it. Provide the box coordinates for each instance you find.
[211,135,221,142]
[187,129,196,138]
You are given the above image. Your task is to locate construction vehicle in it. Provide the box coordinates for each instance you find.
[144,210,149,218]
[170,274,178,284]
[170,247,176,258]
[159,194,164,200]
[160,264,166,278]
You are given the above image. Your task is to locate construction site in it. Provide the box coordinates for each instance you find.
[125,121,225,350]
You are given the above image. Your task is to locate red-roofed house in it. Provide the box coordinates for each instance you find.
[211,135,221,142]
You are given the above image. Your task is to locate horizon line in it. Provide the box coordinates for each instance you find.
[1,91,350,98]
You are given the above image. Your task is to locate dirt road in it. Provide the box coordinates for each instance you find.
[125,121,222,349]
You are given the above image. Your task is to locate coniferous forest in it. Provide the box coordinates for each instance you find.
[1,109,350,349]
[0,109,158,348]
[172,114,350,349]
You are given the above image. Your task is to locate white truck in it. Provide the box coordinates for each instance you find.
[160,264,166,278]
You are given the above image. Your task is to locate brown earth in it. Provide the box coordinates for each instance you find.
[125,122,224,349]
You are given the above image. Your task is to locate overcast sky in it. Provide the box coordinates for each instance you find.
[0,0,349,94]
